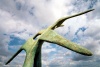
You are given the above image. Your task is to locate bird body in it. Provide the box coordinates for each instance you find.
[6,9,94,67]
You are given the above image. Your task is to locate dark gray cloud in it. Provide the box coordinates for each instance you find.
[16,1,22,10]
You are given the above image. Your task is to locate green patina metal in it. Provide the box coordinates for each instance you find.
[6,9,94,67]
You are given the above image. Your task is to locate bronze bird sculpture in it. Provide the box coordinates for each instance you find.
[6,9,94,67]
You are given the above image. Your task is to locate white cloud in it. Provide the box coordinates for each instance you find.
[0,0,100,67]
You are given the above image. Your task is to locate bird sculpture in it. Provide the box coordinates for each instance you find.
[6,9,94,67]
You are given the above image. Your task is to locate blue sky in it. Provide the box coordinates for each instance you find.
[0,0,100,67]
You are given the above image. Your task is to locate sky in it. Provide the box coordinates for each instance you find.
[0,0,100,67]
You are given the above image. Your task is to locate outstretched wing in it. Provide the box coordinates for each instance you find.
[51,9,94,29]
[6,37,43,67]
[5,48,22,65]
[40,30,92,56]
[5,37,35,65]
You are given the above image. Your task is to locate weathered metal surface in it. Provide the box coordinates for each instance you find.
[40,29,92,56]
[6,9,94,67]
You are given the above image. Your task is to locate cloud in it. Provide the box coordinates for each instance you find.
[0,0,100,67]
